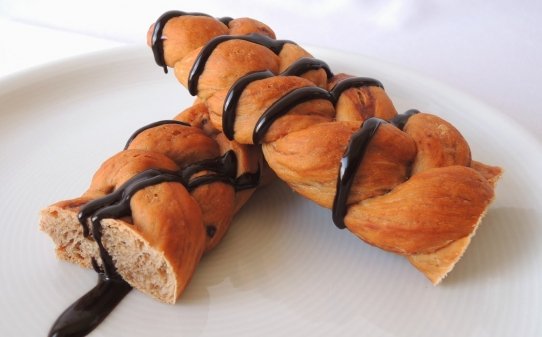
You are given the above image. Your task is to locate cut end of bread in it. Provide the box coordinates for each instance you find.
[39,198,96,268]
[40,201,181,304]
[100,219,179,304]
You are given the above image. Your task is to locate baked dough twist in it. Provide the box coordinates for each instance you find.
[40,104,262,303]
[148,11,502,284]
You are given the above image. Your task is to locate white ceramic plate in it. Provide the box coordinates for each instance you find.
[1,46,541,337]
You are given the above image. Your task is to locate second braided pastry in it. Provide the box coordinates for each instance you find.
[148,11,502,284]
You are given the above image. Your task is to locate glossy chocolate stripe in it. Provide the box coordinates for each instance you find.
[390,109,420,130]
[332,118,384,229]
[151,10,212,73]
[48,275,131,337]
[234,169,261,191]
[330,77,384,98]
[188,33,295,95]
[223,70,274,140]
[252,86,333,144]
[219,16,234,26]
[182,150,237,183]
[281,57,334,78]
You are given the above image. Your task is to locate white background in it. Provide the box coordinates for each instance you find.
[1,0,540,142]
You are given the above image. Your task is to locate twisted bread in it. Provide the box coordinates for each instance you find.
[148,11,502,284]
[40,103,262,303]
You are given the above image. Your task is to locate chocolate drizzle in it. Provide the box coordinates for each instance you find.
[219,16,234,26]
[182,150,260,191]
[206,225,217,238]
[329,77,383,96]
[252,76,384,144]
[223,70,275,140]
[48,274,131,337]
[391,109,420,130]
[330,109,419,229]
[151,10,212,73]
[281,57,334,78]
[253,87,333,144]
[332,118,384,229]
[188,33,295,95]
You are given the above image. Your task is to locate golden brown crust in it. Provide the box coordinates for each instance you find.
[227,18,276,38]
[85,150,178,197]
[331,73,398,122]
[126,123,220,168]
[404,113,472,174]
[174,102,219,137]
[345,166,494,255]
[471,160,503,188]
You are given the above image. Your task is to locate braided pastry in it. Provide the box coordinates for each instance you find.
[40,103,262,305]
[148,11,502,284]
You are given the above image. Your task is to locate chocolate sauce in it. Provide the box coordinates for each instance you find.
[253,87,333,144]
[330,109,419,230]
[219,17,234,26]
[329,77,384,96]
[124,120,190,150]
[182,152,235,186]
[252,76,383,144]
[48,275,131,337]
[187,33,295,95]
[390,109,419,130]
[332,118,384,229]
[183,150,259,191]
[234,169,262,190]
[223,70,274,140]
[206,225,217,238]
[328,109,418,230]
[151,10,212,73]
[281,57,334,79]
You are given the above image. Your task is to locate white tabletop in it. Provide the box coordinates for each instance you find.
[1,1,540,144]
